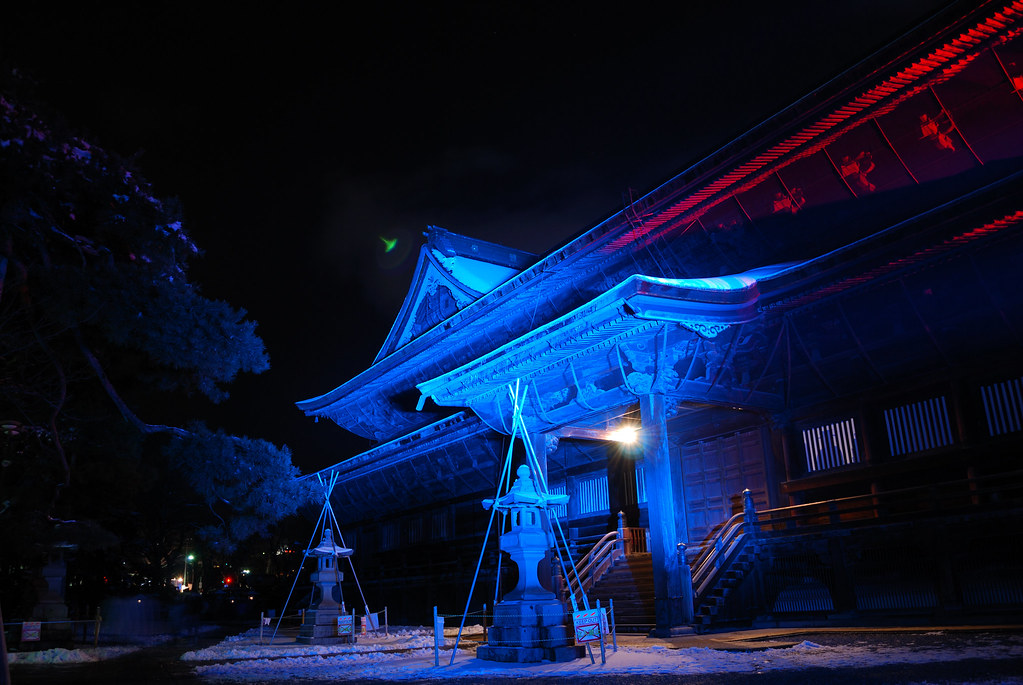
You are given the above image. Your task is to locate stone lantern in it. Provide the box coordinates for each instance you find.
[476,464,583,662]
[297,528,354,645]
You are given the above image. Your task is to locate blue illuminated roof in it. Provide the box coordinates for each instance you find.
[297,3,1023,447]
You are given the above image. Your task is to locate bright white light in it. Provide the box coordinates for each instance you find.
[608,426,638,444]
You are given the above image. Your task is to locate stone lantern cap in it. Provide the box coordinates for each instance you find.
[483,464,569,511]
[306,528,353,557]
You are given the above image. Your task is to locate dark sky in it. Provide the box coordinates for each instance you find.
[1,1,952,472]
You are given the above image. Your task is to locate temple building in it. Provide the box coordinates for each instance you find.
[298,1,1023,633]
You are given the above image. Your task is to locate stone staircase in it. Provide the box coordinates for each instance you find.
[586,553,655,632]
[694,544,756,631]
[577,544,760,633]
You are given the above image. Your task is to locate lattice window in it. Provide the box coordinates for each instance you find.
[624,464,648,505]
[548,482,568,518]
[576,473,609,515]
[406,517,423,546]
[884,396,954,456]
[380,522,398,551]
[982,376,1023,437]
[802,418,861,472]
[431,510,448,539]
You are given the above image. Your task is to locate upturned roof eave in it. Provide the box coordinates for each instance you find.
[296,1,1016,418]
[298,410,488,482]
[416,271,775,408]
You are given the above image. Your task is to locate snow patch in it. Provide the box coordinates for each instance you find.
[181,628,1023,682]
[8,646,140,664]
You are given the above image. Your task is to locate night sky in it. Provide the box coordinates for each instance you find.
[1,2,952,473]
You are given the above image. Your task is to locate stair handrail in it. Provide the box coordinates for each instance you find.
[690,512,743,574]
[690,470,1023,611]
[566,530,620,598]
[691,516,749,599]
[565,512,649,598]
[743,467,1023,534]
[687,471,1023,630]
[690,489,758,601]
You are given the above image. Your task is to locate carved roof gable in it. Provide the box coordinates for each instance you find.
[374,227,535,363]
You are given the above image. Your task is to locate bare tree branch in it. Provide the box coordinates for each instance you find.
[27,301,71,490]
[73,328,189,438]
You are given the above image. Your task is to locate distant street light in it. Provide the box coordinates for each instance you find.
[184,553,196,591]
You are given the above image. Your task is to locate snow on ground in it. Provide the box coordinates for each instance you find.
[8,624,219,664]
[186,626,1023,682]
[181,625,484,662]
[7,645,141,664]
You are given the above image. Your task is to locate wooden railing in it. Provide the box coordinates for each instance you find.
[690,490,756,601]
[565,512,647,600]
[689,469,1023,609]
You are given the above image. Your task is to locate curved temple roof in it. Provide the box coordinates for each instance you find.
[299,0,1023,456]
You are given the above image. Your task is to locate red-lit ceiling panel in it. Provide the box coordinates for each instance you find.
[776,151,852,212]
[877,89,981,184]
[825,122,916,197]
[935,44,1023,162]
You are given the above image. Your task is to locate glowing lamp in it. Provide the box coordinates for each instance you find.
[608,426,638,444]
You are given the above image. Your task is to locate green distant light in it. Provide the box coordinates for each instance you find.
[380,236,398,253]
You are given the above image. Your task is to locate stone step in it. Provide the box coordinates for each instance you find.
[592,589,652,598]
[598,568,654,582]
[692,539,762,632]
[584,554,656,627]
[592,588,652,598]
[591,597,655,608]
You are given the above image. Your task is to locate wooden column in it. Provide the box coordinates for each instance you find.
[640,394,694,635]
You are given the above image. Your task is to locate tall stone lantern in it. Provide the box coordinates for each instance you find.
[297,528,354,645]
[476,464,583,662]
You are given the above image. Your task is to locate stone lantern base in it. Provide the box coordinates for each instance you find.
[296,609,357,645]
[476,598,583,663]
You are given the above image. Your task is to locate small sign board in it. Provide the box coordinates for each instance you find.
[336,614,355,636]
[22,621,42,642]
[572,608,607,644]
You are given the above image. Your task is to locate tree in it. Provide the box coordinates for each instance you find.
[0,74,307,595]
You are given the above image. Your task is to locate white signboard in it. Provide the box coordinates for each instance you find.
[572,608,607,644]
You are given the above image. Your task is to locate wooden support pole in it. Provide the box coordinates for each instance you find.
[433,606,442,667]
